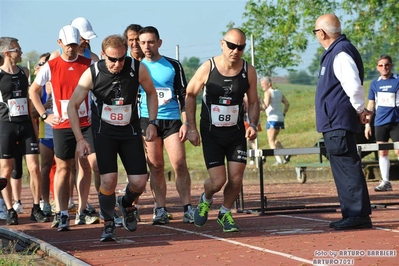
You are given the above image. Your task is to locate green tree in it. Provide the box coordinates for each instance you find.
[341,0,399,76]
[287,70,316,85]
[227,0,337,77]
[181,56,201,83]
[21,50,39,83]
[227,1,399,80]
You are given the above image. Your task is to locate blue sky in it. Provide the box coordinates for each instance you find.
[1,0,247,63]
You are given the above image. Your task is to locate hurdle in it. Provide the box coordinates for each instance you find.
[239,142,399,216]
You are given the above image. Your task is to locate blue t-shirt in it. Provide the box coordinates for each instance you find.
[368,74,399,126]
[139,57,181,120]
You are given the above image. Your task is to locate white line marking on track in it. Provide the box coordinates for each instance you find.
[277,214,399,233]
[159,225,313,264]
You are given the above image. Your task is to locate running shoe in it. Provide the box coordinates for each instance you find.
[58,214,70,231]
[99,210,123,227]
[75,213,100,225]
[68,202,76,213]
[86,202,97,214]
[183,205,195,223]
[194,193,212,227]
[133,208,141,222]
[100,220,116,242]
[152,207,170,225]
[217,211,239,232]
[52,212,60,228]
[13,201,23,214]
[374,181,392,192]
[116,196,137,232]
[42,203,52,217]
[6,208,18,225]
[114,212,123,227]
[30,208,50,223]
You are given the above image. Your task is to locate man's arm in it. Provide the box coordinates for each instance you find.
[67,68,93,156]
[185,60,210,146]
[245,64,259,140]
[333,52,365,113]
[67,68,93,140]
[138,63,158,142]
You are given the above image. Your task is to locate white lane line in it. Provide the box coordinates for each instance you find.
[160,225,313,264]
[277,214,399,233]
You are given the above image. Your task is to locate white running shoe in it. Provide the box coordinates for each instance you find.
[13,201,23,214]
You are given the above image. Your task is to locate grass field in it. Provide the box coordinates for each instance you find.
[17,80,383,179]
[178,80,382,173]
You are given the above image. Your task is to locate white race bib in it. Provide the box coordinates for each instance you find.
[101,103,132,126]
[210,104,239,127]
[377,92,395,107]
[8,98,28,117]
[156,87,172,106]
[60,100,87,119]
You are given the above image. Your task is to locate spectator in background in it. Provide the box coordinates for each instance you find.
[365,54,399,192]
[261,76,290,165]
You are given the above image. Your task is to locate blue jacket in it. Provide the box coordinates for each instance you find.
[315,34,364,133]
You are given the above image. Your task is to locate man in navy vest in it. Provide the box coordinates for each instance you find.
[314,14,373,230]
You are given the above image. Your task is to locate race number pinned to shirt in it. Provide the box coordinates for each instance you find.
[8,98,28,116]
[101,103,132,126]
[211,104,239,127]
[156,87,172,106]
[60,100,87,119]
[377,92,396,107]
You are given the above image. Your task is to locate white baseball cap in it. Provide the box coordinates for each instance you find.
[71,17,97,40]
[59,25,79,45]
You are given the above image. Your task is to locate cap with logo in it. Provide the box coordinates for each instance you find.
[71,17,97,40]
[59,25,79,45]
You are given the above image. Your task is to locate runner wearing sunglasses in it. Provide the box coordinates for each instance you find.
[185,28,259,233]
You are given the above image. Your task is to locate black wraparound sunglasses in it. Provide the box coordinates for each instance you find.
[105,54,126,63]
[223,40,246,51]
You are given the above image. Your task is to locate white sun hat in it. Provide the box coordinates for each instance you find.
[59,25,79,45]
[71,17,97,40]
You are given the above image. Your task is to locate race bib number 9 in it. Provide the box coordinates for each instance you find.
[211,104,239,127]
[8,98,28,117]
[60,100,88,119]
[101,103,132,126]
[156,87,172,106]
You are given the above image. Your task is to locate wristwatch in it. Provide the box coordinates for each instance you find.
[148,119,159,128]
[40,112,48,121]
[250,122,258,132]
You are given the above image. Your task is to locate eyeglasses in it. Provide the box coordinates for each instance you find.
[105,54,126,63]
[223,40,246,51]
[378,63,391,68]
[313,29,323,35]
[37,62,46,67]
[7,48,21,53]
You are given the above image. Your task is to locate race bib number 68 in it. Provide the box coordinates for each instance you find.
[211,104,239,127]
